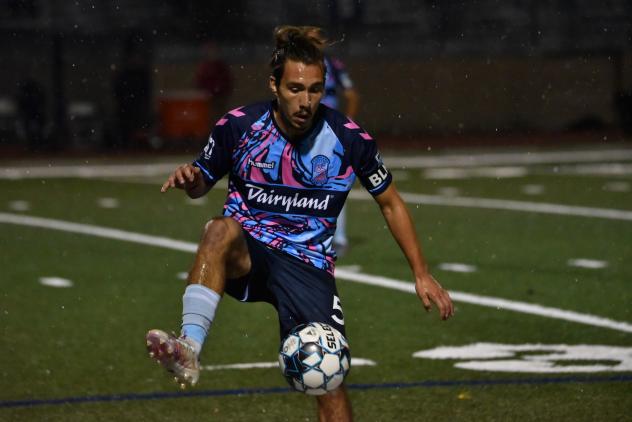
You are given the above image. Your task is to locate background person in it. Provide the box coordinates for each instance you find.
[16,77,47,151]
[195,41,234,125]
[112,34,152,149]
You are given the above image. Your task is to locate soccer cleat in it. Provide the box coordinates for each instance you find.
[145,329,200,387]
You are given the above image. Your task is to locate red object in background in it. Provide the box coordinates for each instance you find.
[159,91,210,140]
[195,58,233,98]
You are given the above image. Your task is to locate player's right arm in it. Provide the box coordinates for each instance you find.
[161,108,241,197]
[161,164,211,198]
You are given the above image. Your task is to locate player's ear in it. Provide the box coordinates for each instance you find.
[269,76,278,96]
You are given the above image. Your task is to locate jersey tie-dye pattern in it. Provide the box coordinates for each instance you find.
[194,101,391,275]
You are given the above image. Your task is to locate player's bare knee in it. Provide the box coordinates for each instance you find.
[203,218,215,232]
[200,217,240,252]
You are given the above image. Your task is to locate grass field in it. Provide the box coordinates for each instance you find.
[1,144,631,421]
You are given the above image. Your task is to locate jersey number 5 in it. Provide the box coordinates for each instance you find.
[331,295,345,325]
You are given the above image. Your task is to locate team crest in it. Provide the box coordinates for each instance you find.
[311,155,330,186]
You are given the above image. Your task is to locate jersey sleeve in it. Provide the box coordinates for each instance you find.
[350,130,392,196]
[192,116,236,187]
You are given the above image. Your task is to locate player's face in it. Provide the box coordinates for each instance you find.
[270,59,324,138]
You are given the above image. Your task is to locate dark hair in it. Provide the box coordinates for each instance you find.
[270,25,326,86]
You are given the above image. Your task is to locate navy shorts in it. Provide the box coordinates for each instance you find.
[225,231,346,339]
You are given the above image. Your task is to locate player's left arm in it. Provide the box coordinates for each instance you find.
[374,183,454,320]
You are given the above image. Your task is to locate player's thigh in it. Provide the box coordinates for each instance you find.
[269,252,346,338]
[223,219,251,279]
[224,232,275,304]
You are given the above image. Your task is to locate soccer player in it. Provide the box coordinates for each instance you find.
[146,25,454,422]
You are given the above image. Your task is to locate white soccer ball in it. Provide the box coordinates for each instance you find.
[278,322,351,395]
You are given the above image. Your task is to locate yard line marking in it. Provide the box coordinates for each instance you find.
[348,190,632,222]
[521,184,545,195]
[436,187,461,197]
[1,212,631,334]
[39,277,73,288]
[603,181,631,192]
[8,200,30,211]
[567,259,608,269]
[202,357,376,371]
[97,197,120,209]
[437,263,478,273]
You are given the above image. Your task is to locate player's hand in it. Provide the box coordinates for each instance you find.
[415,273,454,320]
[161,164,203,193]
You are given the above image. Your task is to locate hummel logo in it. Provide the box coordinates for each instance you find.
[248,159,275,169]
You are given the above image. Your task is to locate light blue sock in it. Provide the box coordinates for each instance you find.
[181,284,221,355]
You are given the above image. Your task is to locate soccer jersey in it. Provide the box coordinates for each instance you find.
[194,101,391,275]
[321,56,353,110]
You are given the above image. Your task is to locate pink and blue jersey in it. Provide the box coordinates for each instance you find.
[321,56,353,110]
[193,101,391,275]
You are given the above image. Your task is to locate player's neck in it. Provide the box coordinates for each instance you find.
[272,106,309,142]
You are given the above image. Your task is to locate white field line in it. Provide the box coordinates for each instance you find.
[2,148,632,180]
[1,212,631,335]
[348,190,632,222]
[333,269,632,334]
[0,163,179,179]
[203,361,280,370]
[202,357,376,371]
[554,163,632,176]
[386,149,632,168]
[0,212,197,253]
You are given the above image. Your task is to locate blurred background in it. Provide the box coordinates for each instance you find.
[1,0,631,154]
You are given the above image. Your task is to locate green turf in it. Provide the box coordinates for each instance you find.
[395,170,631,210]
[1,151,631,421]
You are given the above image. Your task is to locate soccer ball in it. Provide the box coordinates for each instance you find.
[278,322,351,396]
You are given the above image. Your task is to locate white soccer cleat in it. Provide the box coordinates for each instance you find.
[145,329,200,387]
